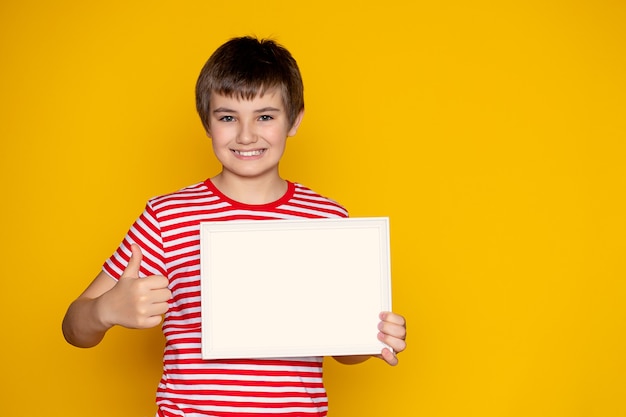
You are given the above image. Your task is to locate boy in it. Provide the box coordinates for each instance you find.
[62,36,407,416]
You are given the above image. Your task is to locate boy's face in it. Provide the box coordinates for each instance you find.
[207,89,303,182]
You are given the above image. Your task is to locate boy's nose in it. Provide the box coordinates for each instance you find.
[236,122,257,144]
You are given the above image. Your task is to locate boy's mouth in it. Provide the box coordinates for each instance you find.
[233,149,265,157]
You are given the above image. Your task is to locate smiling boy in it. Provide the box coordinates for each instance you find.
[208,88,301,203]
[62,36,407,416]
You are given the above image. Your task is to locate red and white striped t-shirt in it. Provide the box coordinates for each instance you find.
[103,179,348,417]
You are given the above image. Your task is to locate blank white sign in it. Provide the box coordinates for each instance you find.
[199,217,391,359]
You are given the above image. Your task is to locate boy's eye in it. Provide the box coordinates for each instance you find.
[258,115,274,121]
[219,115,235,122]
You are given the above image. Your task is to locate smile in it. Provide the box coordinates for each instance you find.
[233,149,265,157]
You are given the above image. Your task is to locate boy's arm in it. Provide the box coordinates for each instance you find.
[62,270,118,348]
[332,311,407,366]
[62,244,171,348]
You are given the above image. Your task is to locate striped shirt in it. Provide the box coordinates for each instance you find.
[103,179,348,417]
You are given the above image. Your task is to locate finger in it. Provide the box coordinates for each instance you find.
[378,320,407,340]
[380,347,399,366]
[149,287,172,303]
[136,301,169,329]
[121,244,143,279]
[379,311,406,327]
[142,275,170,291]
[378,331,407,354]
[138,314,165,329]
[151,301,170,316]
[143,300,170,317]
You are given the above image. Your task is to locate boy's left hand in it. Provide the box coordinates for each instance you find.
[377,311,407,366]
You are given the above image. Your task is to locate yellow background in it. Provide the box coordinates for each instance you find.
[1,1,625,416]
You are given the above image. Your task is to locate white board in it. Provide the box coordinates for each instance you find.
[199,217,391,359]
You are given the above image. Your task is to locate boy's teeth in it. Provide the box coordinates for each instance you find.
[237,150,263,156]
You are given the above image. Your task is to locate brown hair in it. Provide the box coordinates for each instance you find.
[195,36,304,132]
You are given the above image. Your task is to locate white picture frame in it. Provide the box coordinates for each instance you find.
[199,217,392,360]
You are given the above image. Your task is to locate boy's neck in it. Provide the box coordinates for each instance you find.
[211,173,288,205]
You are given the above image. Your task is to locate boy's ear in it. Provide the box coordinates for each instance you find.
[287,110,305,137]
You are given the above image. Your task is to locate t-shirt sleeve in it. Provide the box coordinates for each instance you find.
[102,202,167,280]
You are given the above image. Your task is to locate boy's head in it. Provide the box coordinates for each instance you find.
[196,36,304,133]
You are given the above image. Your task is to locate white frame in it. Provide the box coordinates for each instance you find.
[199,217,391,359]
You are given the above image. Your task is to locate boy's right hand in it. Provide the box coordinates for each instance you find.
[98,244,171,329]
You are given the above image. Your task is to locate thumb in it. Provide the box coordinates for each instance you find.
[120,243,143,279]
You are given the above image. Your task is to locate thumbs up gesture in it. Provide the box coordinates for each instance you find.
[99,244,172,329]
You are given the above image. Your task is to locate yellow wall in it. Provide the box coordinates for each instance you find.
[1,1,625,416]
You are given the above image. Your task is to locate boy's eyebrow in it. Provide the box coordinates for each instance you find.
[212,107,235,113]
[254,107,281,113]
